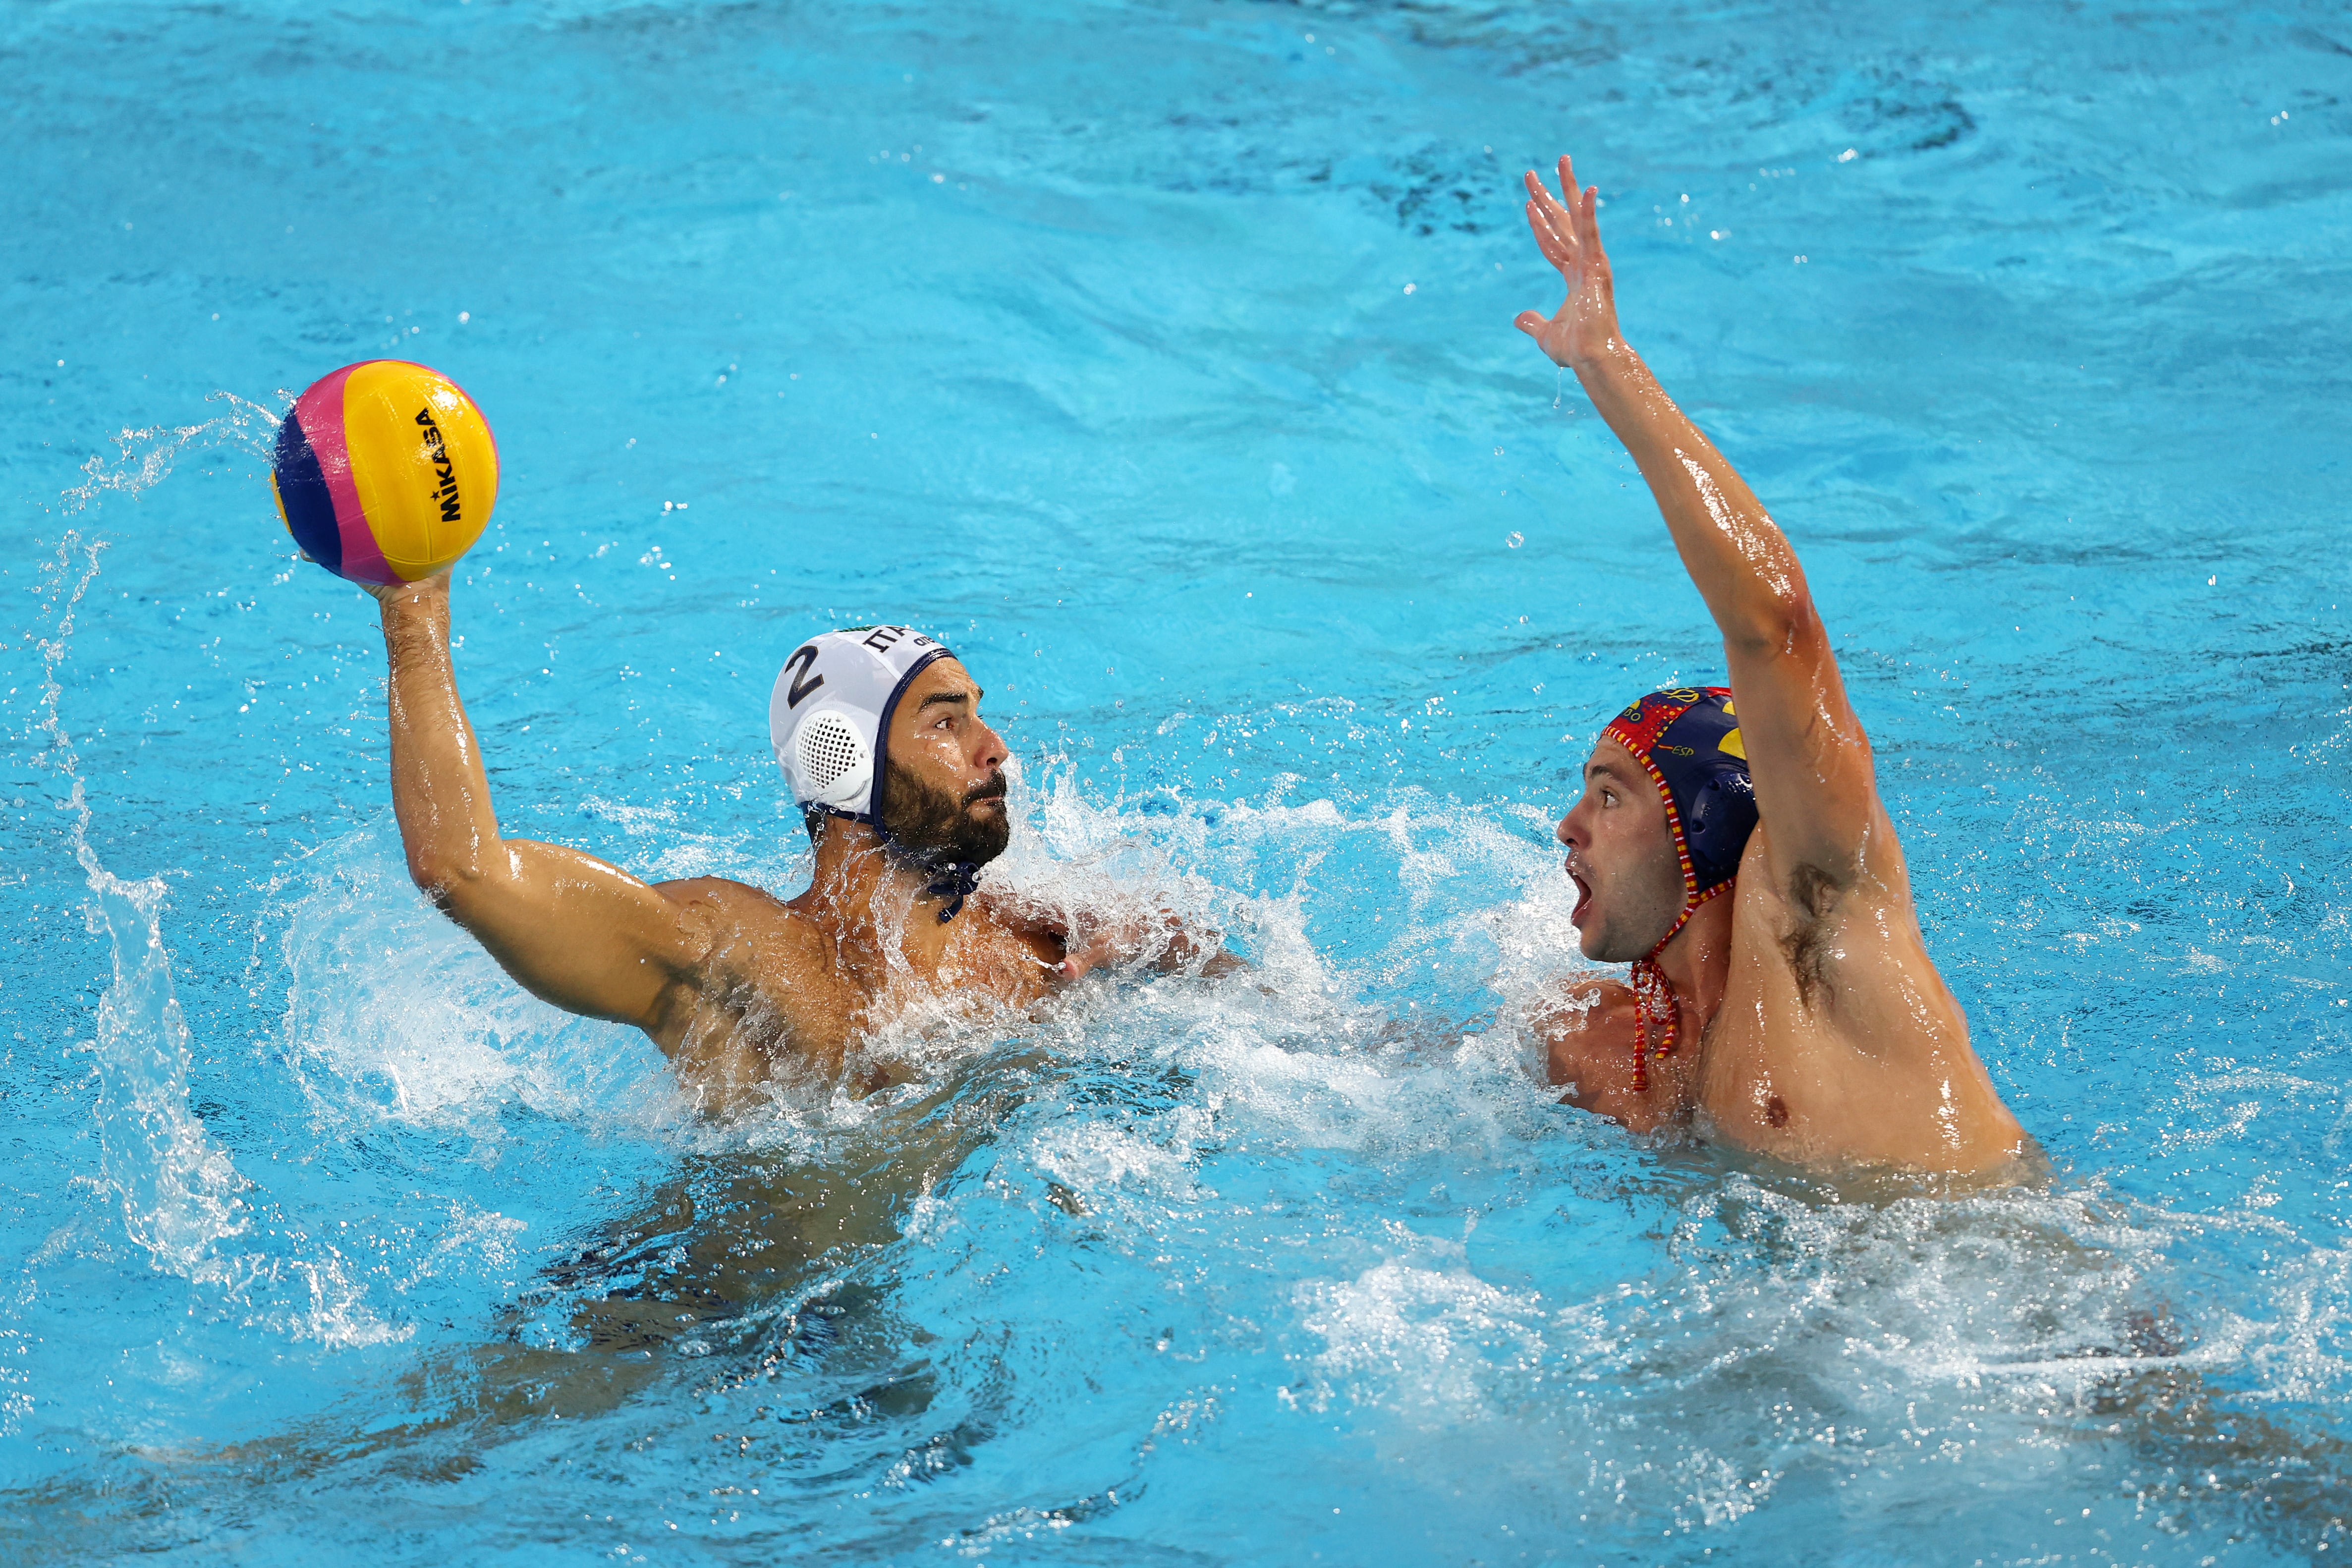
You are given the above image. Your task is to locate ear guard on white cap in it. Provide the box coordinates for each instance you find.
[769,625,953,824]
[790,708,873,812]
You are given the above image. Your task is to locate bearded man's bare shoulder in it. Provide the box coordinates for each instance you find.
[644,877,850,1067]
[966,887,1051,941]
[648,876,829,970]
[652,874,788,919]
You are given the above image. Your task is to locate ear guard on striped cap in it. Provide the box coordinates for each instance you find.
[1600,686,1756,900]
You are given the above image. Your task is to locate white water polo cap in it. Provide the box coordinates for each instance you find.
[769,625,956,824]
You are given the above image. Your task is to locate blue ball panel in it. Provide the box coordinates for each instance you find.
[272,410,341,577]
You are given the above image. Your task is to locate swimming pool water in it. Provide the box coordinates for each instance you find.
[5,0,2352,1561]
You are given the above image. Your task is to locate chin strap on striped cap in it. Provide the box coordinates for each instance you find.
[1624,882,1734,1092]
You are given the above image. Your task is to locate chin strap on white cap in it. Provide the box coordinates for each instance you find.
[769,625,954,826]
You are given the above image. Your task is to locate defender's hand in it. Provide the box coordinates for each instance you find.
[1514,155,1622,370]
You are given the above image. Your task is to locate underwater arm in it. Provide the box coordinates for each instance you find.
[1514,155,1874,885]
[369,576,706,1027]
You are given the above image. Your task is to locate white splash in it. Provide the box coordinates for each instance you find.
[34,448,402,1348]
[80,858,251,1269]
[272,820,673,1133]
[57,391,282,514]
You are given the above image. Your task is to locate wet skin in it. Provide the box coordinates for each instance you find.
[1515,156,2025,1175]
[366,576,1220,1109]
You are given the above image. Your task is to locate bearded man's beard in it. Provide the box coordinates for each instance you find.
[880,766,1011,869]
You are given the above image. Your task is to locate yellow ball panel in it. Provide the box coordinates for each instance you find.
[340,360,500,580]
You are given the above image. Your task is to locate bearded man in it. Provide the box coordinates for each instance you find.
[363,582,1217,1107]
[1514,156,2025,1174]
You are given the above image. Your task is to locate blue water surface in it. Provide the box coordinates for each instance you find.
[5,0,2352,1562]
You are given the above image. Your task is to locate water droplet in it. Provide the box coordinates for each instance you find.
[1506,532,1524,549]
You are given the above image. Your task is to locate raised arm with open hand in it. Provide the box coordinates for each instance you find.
[1516,155,2023,1175]
[1513,155,1625,371]
[1517,155,1873,894]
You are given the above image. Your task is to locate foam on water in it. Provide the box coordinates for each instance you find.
[273,820,674,1132]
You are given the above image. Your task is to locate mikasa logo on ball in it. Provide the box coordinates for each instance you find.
[415,405,462,523]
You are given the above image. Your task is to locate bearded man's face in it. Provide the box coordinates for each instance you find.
[882,764,1010,867]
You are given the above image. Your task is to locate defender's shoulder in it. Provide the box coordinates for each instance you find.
[1533,975,1633,1086]
[1534,975,1694,1130]
[1535,974,1632,1030]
